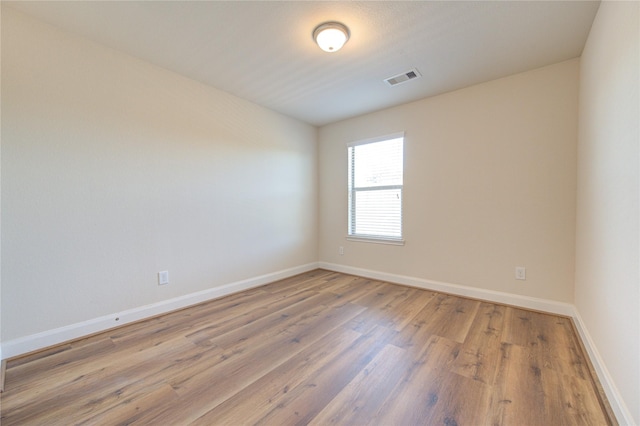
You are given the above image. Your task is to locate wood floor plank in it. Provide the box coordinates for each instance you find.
[190,327,364,425]
[108,288,273,348]
[4,337,116,389]
[489,342,554,425]
[165,292,351,393]
[0,270,614,425]
[309,343,409,425]
[315,273,370,293]
[132,303,366,424]
[0,336,197,425]
[260,270,335,295]
[76,383,179,426]
[351,280,413,310]
[374,335,467,425]
[183,288,320,346]
[251,325,398,426]
[562,372,613,425]
[391,293,480,355]
[503,307,592,380]
[345,287,434,335]
[182,291,336,352]
[451,301,506,385]
[381,368,493,426]
[489,341,611,426]
[417,294,480,343]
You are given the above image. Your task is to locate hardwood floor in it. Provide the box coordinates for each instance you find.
[0,270,615,425]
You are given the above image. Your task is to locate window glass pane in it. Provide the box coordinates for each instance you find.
[351,137,403,188]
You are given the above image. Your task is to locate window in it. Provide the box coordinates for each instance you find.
[348,133,404,244]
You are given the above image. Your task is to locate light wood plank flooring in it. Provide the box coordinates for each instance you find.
[0,270,615,425]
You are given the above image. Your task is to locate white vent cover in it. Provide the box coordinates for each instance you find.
[384,68,421,86]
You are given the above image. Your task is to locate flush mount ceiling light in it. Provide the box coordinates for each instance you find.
[313,22,350,53]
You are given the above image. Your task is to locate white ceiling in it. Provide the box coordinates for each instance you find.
[6,1,600,126]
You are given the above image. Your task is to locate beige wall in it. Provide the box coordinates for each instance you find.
[1,7,318,341]
[319,59,579,302]
[575,1,639,423]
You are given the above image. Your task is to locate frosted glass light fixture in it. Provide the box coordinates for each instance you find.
[313,22,350,53]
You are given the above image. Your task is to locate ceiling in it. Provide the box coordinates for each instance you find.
[6,1,600,126]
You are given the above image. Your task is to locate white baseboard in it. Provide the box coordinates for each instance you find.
[318,262,575,316]
[1,262,319,360]
[571,309,635,426]
[318,262,634,426]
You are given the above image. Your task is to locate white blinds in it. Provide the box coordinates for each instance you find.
[348,135,404,241]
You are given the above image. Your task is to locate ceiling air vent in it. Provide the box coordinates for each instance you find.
[384,68,421,87]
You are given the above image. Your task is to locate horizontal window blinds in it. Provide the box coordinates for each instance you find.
[348,135,404,241]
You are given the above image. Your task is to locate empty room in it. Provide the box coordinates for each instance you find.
[1,1,638,425]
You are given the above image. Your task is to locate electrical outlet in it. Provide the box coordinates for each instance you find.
[158,271,169,285]
[339,246,344,255]
[515,267,526,280]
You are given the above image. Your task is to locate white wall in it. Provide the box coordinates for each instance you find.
[575,1,639,423]
[319,59,579,303]
[1,7,317,342]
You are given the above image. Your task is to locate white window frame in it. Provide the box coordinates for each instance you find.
[347,132,405,245]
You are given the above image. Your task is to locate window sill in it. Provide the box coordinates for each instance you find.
[346,236,405,246]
